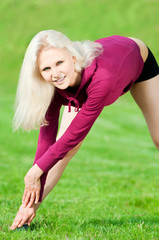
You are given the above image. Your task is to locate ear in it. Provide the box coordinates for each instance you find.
[72,56,76,64]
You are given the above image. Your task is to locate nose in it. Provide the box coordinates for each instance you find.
[51,68,60,80]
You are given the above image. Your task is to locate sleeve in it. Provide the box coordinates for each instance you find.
[36,75,113,173]
[33,91,62,201]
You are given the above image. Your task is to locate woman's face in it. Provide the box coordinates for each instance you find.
[38,47,81,90]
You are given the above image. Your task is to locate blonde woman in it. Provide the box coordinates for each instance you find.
[10,30,159,230]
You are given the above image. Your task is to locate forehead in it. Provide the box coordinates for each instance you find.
[38,47,70,63]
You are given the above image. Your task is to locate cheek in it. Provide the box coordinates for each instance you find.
[41,72,50,81]
[63,62,75,75]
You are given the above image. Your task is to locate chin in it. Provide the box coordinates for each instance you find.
[55,83,69,90]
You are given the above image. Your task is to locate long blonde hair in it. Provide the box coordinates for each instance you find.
[12,30,103,131]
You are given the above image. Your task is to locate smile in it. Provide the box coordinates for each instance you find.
[53,76,65,83]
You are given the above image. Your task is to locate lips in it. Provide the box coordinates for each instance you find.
[53,76,65,83]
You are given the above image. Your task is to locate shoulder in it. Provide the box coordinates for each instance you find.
[95,35,133,45]
[95,35,141,54]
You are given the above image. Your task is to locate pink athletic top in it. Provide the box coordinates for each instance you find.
[33,35,144,201]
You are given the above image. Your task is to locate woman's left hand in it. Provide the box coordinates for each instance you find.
[22,164,43,208]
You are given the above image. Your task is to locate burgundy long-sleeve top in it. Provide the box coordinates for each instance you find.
[33,35,144,201]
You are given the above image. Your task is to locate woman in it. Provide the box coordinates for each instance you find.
[10,30,159,230]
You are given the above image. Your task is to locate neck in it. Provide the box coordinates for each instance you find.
[66,72,82,93]
[70,72,81,88]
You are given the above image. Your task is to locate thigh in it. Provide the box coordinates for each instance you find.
[57,106,80,140]
[130,74,159,147]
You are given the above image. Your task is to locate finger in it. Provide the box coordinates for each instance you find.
[10,222,18,230]
[22,189,27,204]
[22,190,28,207]
[17,217,28,228]
[10,224,18,230]
[27,213,36,226]
[35,190,40,204]
[11,215,21,227]
[23,191,31,207]
[27,192,36,208]
[10,218,22,230]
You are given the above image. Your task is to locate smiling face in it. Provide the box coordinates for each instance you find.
[37,47,81,90]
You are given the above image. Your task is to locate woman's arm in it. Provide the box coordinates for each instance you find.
[10,139,83,230]
[11,106,83,229]
[22,92,62,206]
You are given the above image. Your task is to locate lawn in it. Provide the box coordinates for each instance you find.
[0,0,159,239]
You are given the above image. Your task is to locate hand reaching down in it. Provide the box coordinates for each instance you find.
[10,204,37,230]
[22,164,43,208]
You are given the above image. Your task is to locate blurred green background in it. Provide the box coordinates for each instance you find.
[0,0,159,239]
[1,0,159,93]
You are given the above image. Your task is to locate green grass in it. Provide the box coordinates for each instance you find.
[1,0,159,239]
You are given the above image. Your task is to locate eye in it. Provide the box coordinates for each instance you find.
[56,61,64,66]
[42,67,50,71]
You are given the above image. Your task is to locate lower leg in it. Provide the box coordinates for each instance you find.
[40,140,83,201]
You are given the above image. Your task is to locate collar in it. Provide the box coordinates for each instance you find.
[55,58,97,112]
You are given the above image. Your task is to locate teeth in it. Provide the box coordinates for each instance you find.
[56,77,65,82]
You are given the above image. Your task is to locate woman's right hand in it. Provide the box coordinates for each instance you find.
[10,204,36,230]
